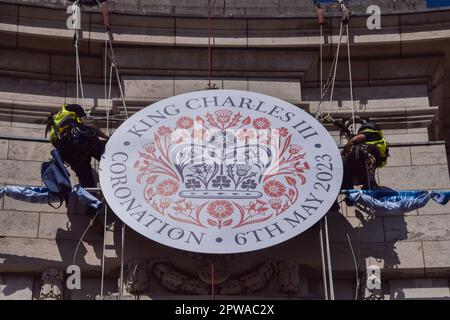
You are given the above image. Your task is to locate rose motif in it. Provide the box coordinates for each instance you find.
[176,116,194,129]
[253,117,271,129]
[207,200,234,229]
[156,179,179,196]
[263,180,286,197]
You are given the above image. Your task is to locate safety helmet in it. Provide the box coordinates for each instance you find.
[358,122,380,133]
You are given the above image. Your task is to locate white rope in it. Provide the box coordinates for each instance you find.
[73,210,100,265]
[119,222,126,299]
[346,232,359,300]
[100,199,108,300]
[320,24,323,98]
[323,215,335,299]
[319,219,329,300]
[316,21,344,122]
[326,21,344,120]
[346,23,356,134]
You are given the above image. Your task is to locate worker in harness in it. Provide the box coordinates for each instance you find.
[341,122,389,190]
[45,104,109,200]
[330,121,388,212]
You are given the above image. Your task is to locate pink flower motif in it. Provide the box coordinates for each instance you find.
[159,198,172,209]
[176,116,194,129]
[289,144,302,154]
[215,109,233,124]
[236,129,256,141]
[253,117,271,129]
[207,200,233,218]
[207,200,234,229]
[263,180,286,197]
[143,143,156,153]
[278,127,289,137]
[157,126,172,136]
[156,179,179,196]
[269,198,282,210]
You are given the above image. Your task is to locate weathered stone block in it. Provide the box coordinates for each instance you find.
[0,139,8,159]
[50,55,102,79]
[8,140,52,162]
[0,49,50,75]
[0,123,46,138]
[385,132,429,143]
[385,146,411,167]
[174,77,221,95]
[222,79,248,91]
[384,215,450,242]
[38,212,103,242]
[69,277,117,300]
[422,241,450,276]
[0,275,34,300]
[248,78,301,104]
[123,76,174,99]
[378,165,449,190]
[361,241,425,277]
[0,159,42,185]
[328,215,385,243]
[0,76,65,104]
[0,237,102,273]
[369,57,442,80]
[175,18,247,46]
[417,198,450,215]
[0,210,39,238]
[410,144,447,166]
[389,278,450,300]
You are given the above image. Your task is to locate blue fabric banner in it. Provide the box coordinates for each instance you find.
[427,0,450,8]
[345,190,450,215]
[0,185,102,211]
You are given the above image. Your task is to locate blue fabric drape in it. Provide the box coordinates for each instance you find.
[0,185,102,211]
[345,190,450,214]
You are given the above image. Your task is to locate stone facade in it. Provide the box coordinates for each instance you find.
[0,0,450,300]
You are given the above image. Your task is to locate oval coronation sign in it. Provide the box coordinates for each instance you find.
[100,90,343,254]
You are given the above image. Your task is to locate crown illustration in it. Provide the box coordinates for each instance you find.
[171,131,273,199]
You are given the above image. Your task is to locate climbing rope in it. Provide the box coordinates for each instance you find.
[207,0,218,89]
[68,0,130,300]
[100,198,108,300]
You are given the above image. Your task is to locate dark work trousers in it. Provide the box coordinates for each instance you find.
[342,145,379,190]
[331,145,379,212]
[57,130,106,214]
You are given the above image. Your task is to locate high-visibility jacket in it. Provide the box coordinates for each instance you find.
[49,104,82,143]
[360,128,389,168]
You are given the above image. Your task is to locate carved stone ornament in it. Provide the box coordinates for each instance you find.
[278,260,301,293]
[124,258,149,294]
[40,268,64,300]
